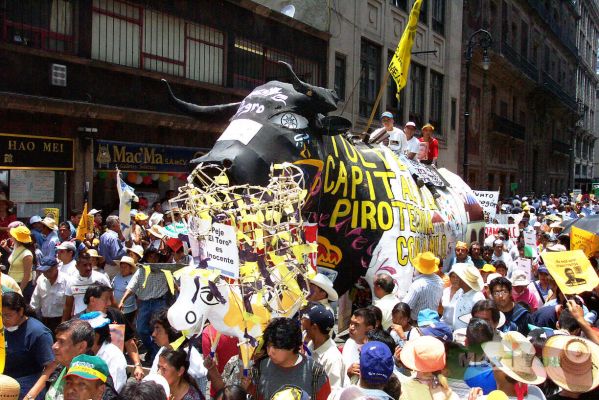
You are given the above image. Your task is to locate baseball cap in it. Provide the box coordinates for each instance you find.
[165,238,183,253]
[88,209,102,216]
[359,341,394,384]
[405,121,416,128]
[66,354,109,383]
[56,241,76,252]
[302,303,334,334]
[36,258,58,272]
[79,311,111,329]
[381,111,393,119]
[537,266,549,274]
[417,309,440,327]
[29,215,42,224]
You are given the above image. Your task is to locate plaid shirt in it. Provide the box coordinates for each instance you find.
[126,267,168,300]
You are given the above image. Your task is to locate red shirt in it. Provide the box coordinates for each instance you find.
[0,214,17,241]
[419,137,439,161]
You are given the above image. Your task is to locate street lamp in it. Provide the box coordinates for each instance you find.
[463,29,493,182]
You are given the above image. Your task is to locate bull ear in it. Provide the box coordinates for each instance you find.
[316,115,352,136]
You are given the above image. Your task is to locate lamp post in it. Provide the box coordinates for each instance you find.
[463,29,492,182]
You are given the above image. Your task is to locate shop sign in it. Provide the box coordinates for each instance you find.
[0,133,74,170]
[95,140,207,173]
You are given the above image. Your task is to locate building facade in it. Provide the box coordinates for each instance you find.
[0,0,328,218]
[461,0,580,196]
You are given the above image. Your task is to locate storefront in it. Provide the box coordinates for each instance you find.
[93,139,209,212]
[0,133,74,221]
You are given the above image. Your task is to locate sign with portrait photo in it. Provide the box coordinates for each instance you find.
[542,250,599,295]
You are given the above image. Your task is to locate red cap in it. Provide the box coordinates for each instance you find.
[165,238,183,252]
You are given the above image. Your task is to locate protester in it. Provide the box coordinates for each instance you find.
[390,302,420,346]
[418,123,439,166]
[56,241,77,276]
[63,354,109,400]
[30,258,67,334]
[489,276,531,335]
[403,121,420,159]
[112,255,137,324]
[98,215,126,279]
[0,193,17,241]
[369,111,408,156]
[307,273,338,315]
[511,271,540,312]
[470,242,486,269]
[448,263,485,330]
[40,217,60,261]
[121,380,167,400]
[403,251,444,320]
[343,308,376,383]
[372,273,398,330]
[5,225,35,300]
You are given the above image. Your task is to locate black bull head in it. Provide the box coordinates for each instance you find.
[164,62,484,296]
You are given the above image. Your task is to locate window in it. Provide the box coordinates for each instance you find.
[390,0,407,10]
[500,101,508,118]
[501,1,509,43]
[359,39,381,118]
[334,54,347,101]
[419,0,428,25]
[2,0,74,53]
[429,71,443,134]
[520,21,528,58]
[544,45,550,72]
[409,63,425,126]
[431,0,444,35]
[451,98,457,130]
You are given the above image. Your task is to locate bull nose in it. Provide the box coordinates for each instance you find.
[222,158,233,169]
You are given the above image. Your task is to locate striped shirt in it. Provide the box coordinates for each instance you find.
[402,273,444,320]
[126,267,169,300]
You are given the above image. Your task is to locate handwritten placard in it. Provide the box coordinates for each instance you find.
[206,223,240,279]
[473,190,499,222]
[484,224,520,241]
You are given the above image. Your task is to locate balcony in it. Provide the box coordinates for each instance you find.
[542,72,578,111]
[500,41,539,82]
[492,114,525,140]
[526,0,578,57]
[552,139,570,154]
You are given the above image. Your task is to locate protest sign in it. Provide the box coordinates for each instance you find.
[473,190,499,222]
[542,250,599,295]
[513,258,532,282]
[206,223,240,278]
[484,224,520,241]
[524,230,537,248]
[494,213,524,225]
[570,226,599,258]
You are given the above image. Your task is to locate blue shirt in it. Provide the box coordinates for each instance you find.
[464,362,496,394]
[112,273,137,313]
[98,230,126,264]
[41,231,60,261]
[30,229,45,248]
[5,317,55,379]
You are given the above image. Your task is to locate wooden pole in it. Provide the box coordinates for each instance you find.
[364,70,391,134]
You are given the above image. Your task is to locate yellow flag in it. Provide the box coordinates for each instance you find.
[571,226,599,258]
[76,202,91,241]
[388,0,422,99]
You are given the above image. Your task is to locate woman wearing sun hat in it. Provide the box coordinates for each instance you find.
[6,225,35,300]
[399,335,459,399]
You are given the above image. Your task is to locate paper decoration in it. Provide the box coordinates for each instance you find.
[206,223,240,278]
[571,226,599,258]
[542,250,599,295]
[473,190,499,222]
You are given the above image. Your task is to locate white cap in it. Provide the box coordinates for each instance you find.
[29,215,42,224]
[88,208,102,216]
[405,121,416,128]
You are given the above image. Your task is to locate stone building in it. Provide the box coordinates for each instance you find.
[461,0,580,196]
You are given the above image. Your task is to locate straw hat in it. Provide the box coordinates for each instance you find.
[413,252,440,274]
[400,336,446,372]
[0,374,20,400]
[149,224,166,239]
[135,212,149,221]
[455,241,468,250]
[511,271,530,287]
[127,244,144,259]
[40,217,57,230]
[0,193,14,207]
[118,256,137,271]
[543,335,599,393]
[482,331,547,385]
[308,273,338,301]
[450,262,484,291]
[9,226,31,243]
[85,249,105,263]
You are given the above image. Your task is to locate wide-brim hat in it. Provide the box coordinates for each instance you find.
[543,335,599,393]
[413,252,440,274]
[126,244,144,259]
[9,226,31,243]
[308,273,338,301]
[450,263,484,291]
[41,217,57,230]
[118,256,137,271]
[482,331,546,385]
[85,248,105,263]
[400,336,446,372]
[149,224,166,239]
[458,311,507,329]
[0,374,20,400]
[0,193,14,207]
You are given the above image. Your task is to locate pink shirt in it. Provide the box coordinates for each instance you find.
[512,288,539,311]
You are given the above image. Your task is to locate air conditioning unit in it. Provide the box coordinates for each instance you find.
[50,63,67,87]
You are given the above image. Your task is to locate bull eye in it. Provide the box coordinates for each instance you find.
[199,287,220,305]
[269,112,308,130]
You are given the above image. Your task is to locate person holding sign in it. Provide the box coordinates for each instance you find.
[417,124,438,166]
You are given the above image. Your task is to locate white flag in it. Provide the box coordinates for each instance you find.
[116,169,138,240]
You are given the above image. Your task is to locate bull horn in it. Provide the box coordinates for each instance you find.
[278,61,339,112]
[162,79,241,116]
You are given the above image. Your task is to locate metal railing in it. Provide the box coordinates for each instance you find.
[552,139,570,154]
[500,41,539,82]
[526,0,578,56]
[491,113,525,140]
[542,71,578,111]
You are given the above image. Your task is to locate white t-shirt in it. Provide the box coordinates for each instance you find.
[59,259,77,277]
[388,127,408,155]
[405,136,420,157]
[97,342,127,392]
[65,270,111,315]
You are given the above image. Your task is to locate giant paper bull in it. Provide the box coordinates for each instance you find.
[164,62,485,298]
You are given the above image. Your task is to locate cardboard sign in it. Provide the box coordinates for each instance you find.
[571,226,599,258]
[513,258,532,282]
[542,250,599,295]
[524,230,537,248]
[473,190,499,222]
[206,223,240,279]
[484,224,520,241]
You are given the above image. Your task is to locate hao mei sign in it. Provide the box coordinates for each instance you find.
[94,140,208,173]
[0,133,74,170]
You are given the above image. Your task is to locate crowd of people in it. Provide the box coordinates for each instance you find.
[1,188,598,400]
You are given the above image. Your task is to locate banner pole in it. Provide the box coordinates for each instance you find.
[364,70,391,134]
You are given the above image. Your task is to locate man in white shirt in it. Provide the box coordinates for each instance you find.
[62,252,111,320]
[302,303,346,390]
[307,273,338,314]
[342,308,376,384]
[372,273,398,330]
[447,263,486,330]
[30,258,67,333]
[369,111,408,156]
[403,121,420,159]
[56,241,77,276]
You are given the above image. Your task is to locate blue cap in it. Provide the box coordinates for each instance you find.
[302,303,334,333]
[420,322,453,343]
[537,266,549,274]
[36,258,58,272]
[360,341,394,384]
[381,111,394,119]
[417,309,440,327]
